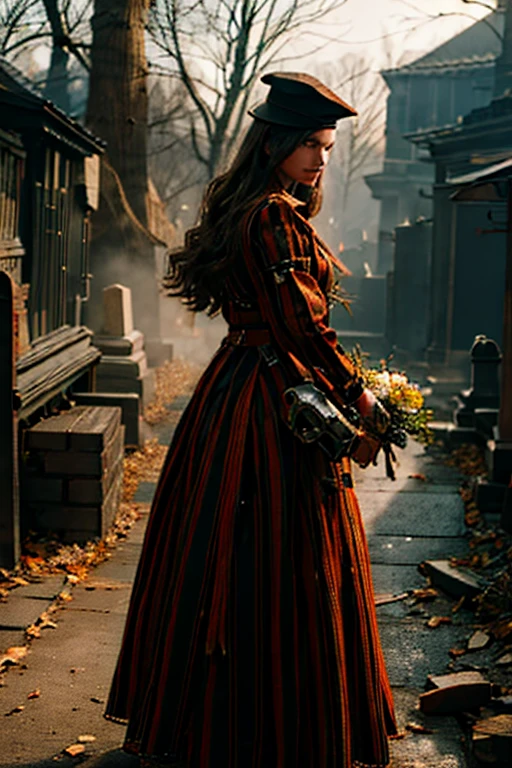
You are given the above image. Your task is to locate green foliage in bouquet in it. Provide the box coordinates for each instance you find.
[350,346,434,446]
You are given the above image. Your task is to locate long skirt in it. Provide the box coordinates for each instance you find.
[105,342,397,767]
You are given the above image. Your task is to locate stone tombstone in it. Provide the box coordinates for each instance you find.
[471,335,502,402]
[103,284,134,338]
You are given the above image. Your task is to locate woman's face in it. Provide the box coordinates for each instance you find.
[277,128,336,188]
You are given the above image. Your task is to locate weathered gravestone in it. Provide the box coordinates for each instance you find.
[103,283,133,337]
[455,335,501,431]
[94,284,155,406]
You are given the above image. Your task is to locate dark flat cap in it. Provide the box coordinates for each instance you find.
[248,72,357,129]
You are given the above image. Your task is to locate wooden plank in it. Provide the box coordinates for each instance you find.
[23,469,123,542]
[43,424,124,477]
[0,270,20,567]
[68,455,123,504]
[26,406,90,451]
[68,406,121,452]
[21,477,65,504]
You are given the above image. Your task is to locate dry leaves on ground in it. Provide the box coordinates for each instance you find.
[445,444,488,477]
[426,616,452,629]
[0,646,27,669]
[143,359,203,425]
[63,744,86,757]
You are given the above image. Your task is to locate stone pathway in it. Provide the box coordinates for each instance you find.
[0,395,475,767]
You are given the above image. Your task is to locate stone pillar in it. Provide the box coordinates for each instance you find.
[426,183,455,366]
[388,219,432,362]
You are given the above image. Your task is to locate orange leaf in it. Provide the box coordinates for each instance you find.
[408,473,427,482]
[406,722,435,734]
[27,689,40,700]
[63,744,86,757]
[427,616,452,629]
[5,705,24,716]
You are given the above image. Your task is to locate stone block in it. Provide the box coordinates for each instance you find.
[426,670,487,692]
[472,714,512,765]
[92,329,145,357]
[103,284,133,337]
[486,437,512,484]
[93,368,155,408]
[144,338,173,367]
[97,350,148,380]
[476,479,507,516]
[422,559,485,600]
[72,392,140,446]
[420,680,491,714]
[502,483,512,534]
[474,408,499,439]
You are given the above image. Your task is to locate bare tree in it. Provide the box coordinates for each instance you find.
[86,0,151,227]
[148,0,349,178]
[330,55,388,218]
[0,0,92,111]
[148,76,207,223]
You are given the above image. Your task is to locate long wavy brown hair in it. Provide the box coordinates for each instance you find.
[163,120,324,316]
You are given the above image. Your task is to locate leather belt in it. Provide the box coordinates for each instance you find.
[226,327,272,346]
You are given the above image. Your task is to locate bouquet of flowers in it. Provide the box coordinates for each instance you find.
[351,347,434,447]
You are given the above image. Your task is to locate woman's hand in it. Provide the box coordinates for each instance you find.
[354,389,390,436]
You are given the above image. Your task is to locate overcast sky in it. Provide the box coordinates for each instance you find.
[300,0,495,69]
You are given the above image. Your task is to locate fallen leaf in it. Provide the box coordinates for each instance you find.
[0,646,27,667]
[406,722,435,735]
[375,592,410,606]
[427,616,452,629]
[449,647,467,658]
[58,591,73,603]
[9,576,30,588]
[412,588,438,603]
[77,734,96,743]
[389,731,408,740]
[467,630,491,651]
[25,624,41,640]
[27,689,40,700]
[63,744,85,757]
[5,705,24,716]
[39,613,58,630]
[452,596,466,614]
[65,574,80,585]
[408,473,427,482]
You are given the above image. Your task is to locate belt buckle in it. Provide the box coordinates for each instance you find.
[231,330,246,345]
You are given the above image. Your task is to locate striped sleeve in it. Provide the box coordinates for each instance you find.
[245,197,364,404]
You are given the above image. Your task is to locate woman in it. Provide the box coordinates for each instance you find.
[105,72,397,768]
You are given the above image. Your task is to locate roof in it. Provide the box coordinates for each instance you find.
[449,155,512,185]
[407,92,512,145]
[383,10,504,77]
[0,56,105,154]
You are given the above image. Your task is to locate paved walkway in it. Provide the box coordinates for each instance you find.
[0,402,473,767]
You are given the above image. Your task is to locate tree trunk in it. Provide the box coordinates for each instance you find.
[42,0,71,113]
[494,0,512,97]
[84,0,162,345]
[86,0,151,226]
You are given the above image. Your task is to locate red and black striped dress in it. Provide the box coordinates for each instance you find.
[105,191,397,767]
